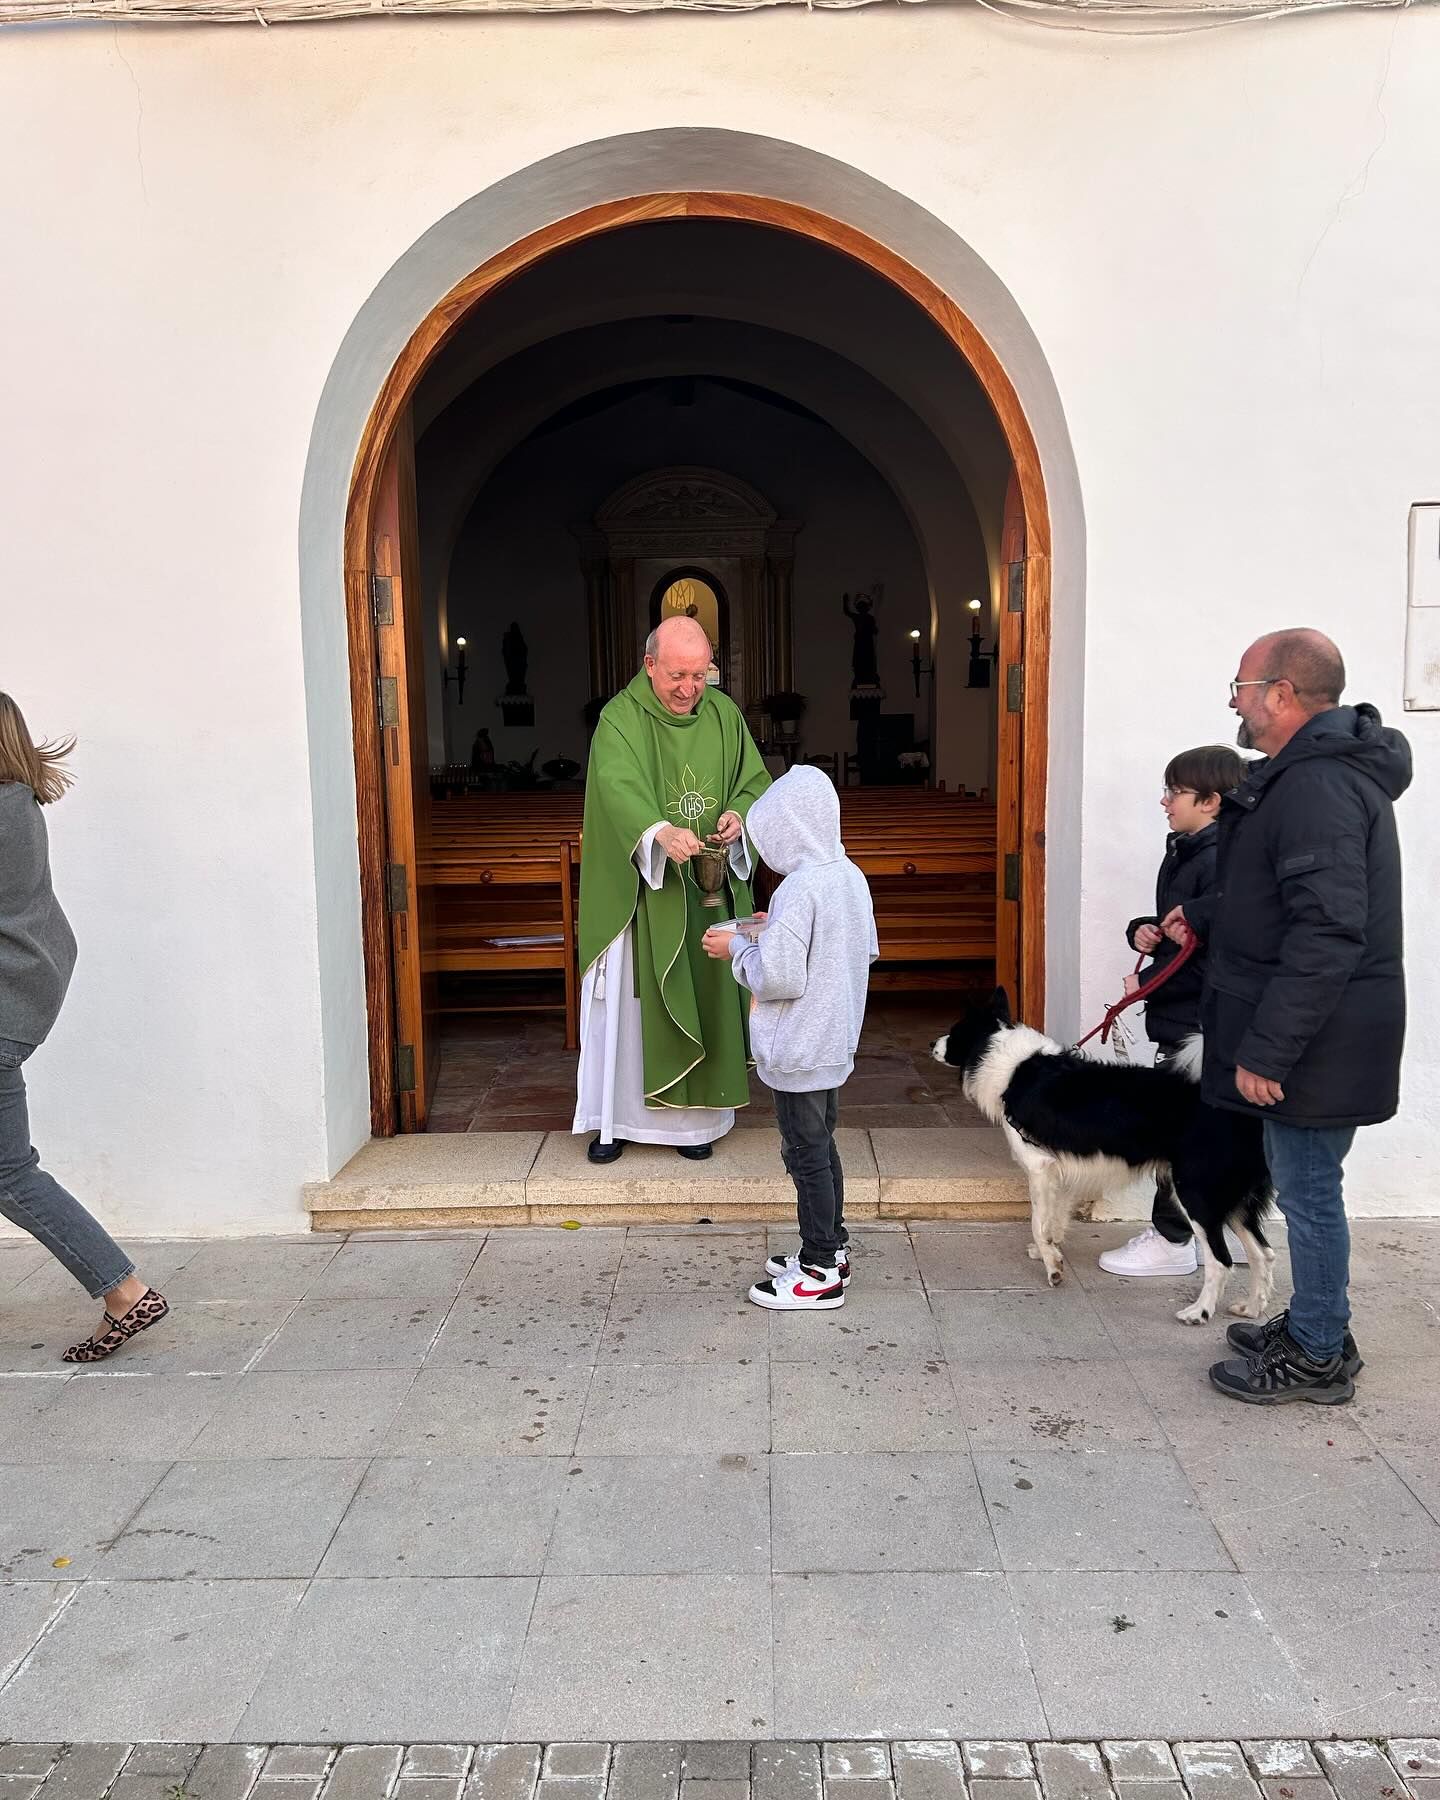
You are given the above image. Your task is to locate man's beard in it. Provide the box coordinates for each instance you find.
[1236,719,1256,751]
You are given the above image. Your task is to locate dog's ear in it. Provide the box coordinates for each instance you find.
[992,987,1013,1026]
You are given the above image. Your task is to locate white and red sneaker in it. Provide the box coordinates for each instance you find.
[765,1247,851,1288]
[749,1260,845,1311]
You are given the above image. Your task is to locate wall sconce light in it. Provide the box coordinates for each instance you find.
[909,627,934,698]
[443,635,468,706]
[966,599,996,689]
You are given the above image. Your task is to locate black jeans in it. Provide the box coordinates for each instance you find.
[773,1087,846,1266]
[1150,1043,1194,1244]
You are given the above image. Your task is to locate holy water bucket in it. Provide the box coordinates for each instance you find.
[691,842,729,910]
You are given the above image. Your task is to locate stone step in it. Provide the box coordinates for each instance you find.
[304,1125,1028,1231]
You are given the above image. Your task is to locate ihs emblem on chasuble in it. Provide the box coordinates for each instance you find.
[666,765,719,833]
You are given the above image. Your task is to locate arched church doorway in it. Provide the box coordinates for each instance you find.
[344,198,1050,1135]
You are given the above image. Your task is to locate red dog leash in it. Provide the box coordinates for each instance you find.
[1074,922,1199,1052]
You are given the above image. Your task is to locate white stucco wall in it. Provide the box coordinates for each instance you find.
[1,9,1435,1232]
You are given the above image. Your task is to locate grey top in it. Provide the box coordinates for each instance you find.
[0,780,77,1048]
[728,765,878,1093]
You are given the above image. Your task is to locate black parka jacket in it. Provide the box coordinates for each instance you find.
[1126,824,1219,1046]
[1185,704,1410,1128]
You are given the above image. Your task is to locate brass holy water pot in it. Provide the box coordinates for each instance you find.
[691,841,729,909]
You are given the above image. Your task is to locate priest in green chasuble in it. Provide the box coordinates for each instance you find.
[574,615,772,1164]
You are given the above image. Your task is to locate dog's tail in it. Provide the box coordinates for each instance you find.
[1169,1034,1204,1083]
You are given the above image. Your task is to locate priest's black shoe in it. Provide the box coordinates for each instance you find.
[587,1136,626,1164]
[677,1143,713,1161]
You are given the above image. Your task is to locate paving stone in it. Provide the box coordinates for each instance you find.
[113,1778,205,1800]
[1392,1753,1440,1781]
[264,1750,336,1781]
[400,1753,472,1782]
[825,1749,893,1782]
[1172,1746,1259,1800]
[0,1752,62,1780]
[0,1778,45,1800]
[607,1746,681,1800]
[1102,1747,1177,1782]
[826,1783,896,1800]
[187,1746,268,1800]
[1314,1745,1411,1800]
[534,1782,605,1800]
[465,1748,540,1800]
[121,1748,204,1779]
[1244,1750,1323,1782]
[37,1745,133,1800]
[320,1747,403,1800]
[969,1782,1042,1800]
[678,1783,749,1800]
[891,1743,966,1800]
[1259,1782,1336,1800]
[1034,1744,1111,1800]
[966,1748,1034,1781]
[541,1751,610,1782]
[251,1780,324,1800]
[1115,1785,1185,1800]
[1404,1784,1440,1800]
[394,1782,463,1800]
[684,1748,752,1782]
[752,1744,822,1800]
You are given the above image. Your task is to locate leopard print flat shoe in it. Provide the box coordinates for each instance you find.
[62,1289,170,1364]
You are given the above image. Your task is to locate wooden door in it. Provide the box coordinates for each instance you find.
[371,411,441,1129]
[995,470,1025,1014]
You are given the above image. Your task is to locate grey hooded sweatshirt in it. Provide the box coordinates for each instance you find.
[729,765,878,1093]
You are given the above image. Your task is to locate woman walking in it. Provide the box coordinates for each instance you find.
[0,693,168,1362]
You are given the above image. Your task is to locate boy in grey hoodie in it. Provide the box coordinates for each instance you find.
[702,765,878,1311]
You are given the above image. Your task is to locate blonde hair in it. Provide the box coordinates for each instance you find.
[0,693,75,804]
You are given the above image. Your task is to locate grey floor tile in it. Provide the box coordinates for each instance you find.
[0,1300,276,1377]
[0,1581,75,1686]
[909,1223,1046,1292]
[1346,1293,1440,1360]
[1126,1358,1378,1454]
[823,1229,924,1290]
[953,1360,1167,1453]
[1347,1220,1440,1287]
[9,1241,203,1305]
[237,1576,535,1742]
[0,1578,305,1740]
[318,1456,565,1577]
[306,1238,485,1299]
[1177,1441,1440,1572]
[1009,1571,1325,1737]
[1349,1358,1440,1451]
[428,1295,608,1369]
[97,1457,368,1579]
[767,1291,943,1365]
[462,1231,624,1297]
[546,1454,769,1576]
[0,1376,64,1454]
[770,1453,998,1573]
[505,1574,772,1740]
[1083,1278,1240,1362]
[772,1571,1044,1738]
[1387,1448,1440,1527]
[0,1243,52,1290]
[163,1241,341,1305]
[185,1370,417,1459]
[256,1296,452,1372]
[2,1372,236,1464]
[379,1368,588,1458]
[1246,1572,1440,1734]
[770,1362,966,1454]
[598,1292,770,1365]
[975,1448,1234,1572]
[930,1288,1119,1364]
[578,1366,770,1455]
[0,1462,167,1579]
[614,1233,767,1293]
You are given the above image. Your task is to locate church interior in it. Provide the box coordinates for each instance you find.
[390,217,1021,1132]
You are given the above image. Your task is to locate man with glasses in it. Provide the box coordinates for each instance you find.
[1161,628,1410,1404]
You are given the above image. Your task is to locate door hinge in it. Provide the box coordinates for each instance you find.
[1006,663,1025,713]
[1004,852,1021,903]
[378,675,399,728]
[370,572,394,627]
[396,1042,416,1093]
[386,862,409,914]
[1007,560,1026,613]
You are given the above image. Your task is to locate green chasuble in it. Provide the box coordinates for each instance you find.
[580,673,771,1110]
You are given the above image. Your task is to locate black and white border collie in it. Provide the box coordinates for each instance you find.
[932,990,1276,1326]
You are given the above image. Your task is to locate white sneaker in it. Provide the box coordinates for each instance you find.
[1098,1226,1198,1278]
[749,1260,845,1310]
[765,1247,851,1288]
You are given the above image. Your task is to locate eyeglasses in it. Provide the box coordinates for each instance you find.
[1161,787,1197,802]
[1229,676,1280,701]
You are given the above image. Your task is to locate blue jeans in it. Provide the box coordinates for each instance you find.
[0,1038,135,1299]
[1263,1117,1357,1362]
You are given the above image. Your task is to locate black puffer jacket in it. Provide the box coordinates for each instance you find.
[1186,704,1410,1128]
[1126,824,1218,1046]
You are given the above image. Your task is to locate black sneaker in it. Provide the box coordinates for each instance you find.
[1209,1329,1355,1406]
[1227,1309,1363,1379]
[766,1246,851,1288]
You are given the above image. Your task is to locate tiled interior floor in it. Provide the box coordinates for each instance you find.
[429,992,992,1134]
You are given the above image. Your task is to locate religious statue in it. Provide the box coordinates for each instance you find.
[842,590,882,690]
[502,621,529,697]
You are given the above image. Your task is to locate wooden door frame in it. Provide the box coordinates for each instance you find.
[345,192,1051,1136]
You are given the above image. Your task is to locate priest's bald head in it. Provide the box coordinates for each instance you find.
[645,615,713,716]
